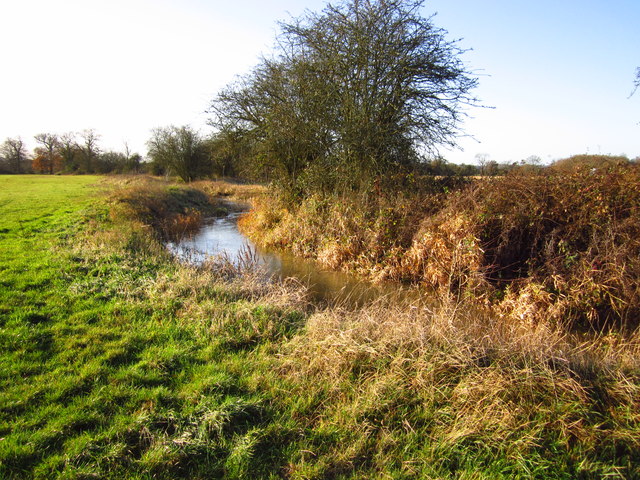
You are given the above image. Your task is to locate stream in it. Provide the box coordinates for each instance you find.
[166,209,411,307]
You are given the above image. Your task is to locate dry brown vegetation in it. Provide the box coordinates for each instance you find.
[233,165,640,476]
[275,297,640,477]
[550,154,632,172]
[241,164,640,330]
[105,176,266,240]
[189,179,267,203]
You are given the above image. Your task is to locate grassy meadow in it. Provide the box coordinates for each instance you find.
[0,175,302,478]
[1,174,640,479]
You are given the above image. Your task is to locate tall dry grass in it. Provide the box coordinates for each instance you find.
[189,179,267,203]
[275,295,640,476]
[241,165,640,330]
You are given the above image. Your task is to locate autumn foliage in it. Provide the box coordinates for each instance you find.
[32,147,63,174]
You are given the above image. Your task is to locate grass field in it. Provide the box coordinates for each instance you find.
[0,175,303,478]
[1,175,639,479]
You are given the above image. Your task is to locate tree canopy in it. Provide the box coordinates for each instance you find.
[210,0,478,197]
[0,137,29,174]
[147,126,209,182]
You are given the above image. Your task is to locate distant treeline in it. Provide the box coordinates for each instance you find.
[0,130,143,176]
[1,128,636,181]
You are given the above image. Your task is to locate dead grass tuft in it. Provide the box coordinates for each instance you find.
[276,295,640,474]
[189,179,267,203]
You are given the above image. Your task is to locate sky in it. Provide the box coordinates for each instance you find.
[0,0,638,164]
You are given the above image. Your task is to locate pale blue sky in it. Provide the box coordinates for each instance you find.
[1,0,638,164]
[427,0,640,162]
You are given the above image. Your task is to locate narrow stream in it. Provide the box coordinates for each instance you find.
[167,209,411,307]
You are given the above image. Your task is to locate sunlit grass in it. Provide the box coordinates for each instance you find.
[0,175,301,478]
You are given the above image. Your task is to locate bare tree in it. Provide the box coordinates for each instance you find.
[475,153,490,176]
[211,0,478,197]
[34,133,60,174]
[122,141,141,173]
[79,129,100,173]
[1,137,29,174]
[147,126,209,182]
[59,132,79,172]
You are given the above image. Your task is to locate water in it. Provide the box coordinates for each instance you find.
[167,210,410,307]
[166,212,249,265]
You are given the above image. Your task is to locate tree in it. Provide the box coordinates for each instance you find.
[1,137,29,174]
[32,147,63,174]
[147,126,209,182]
[34,133,61,174]
[95,151,123,173]
[59,132,80,172]
[523,155,542,166]
[207,129,257,179]
[631,67,639,97]
[79,129,100,173]
[475,153,490,176]
[122,142,141,173]
[128,153,143,173]
[211,0,478,197]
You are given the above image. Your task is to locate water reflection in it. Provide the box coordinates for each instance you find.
[167,211,410,307]
[167,212,250,265]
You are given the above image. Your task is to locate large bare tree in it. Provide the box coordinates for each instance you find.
[1,137,29,174]
[211,0,478,197]
[79,129,100,173]
[34,133,60,174]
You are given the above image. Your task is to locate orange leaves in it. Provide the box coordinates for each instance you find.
[31,147,63,174]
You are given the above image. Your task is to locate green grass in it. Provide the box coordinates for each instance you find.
[1,175,639,479]
[0,175,300,478]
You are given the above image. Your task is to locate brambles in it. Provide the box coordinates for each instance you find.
[243,164,640,329]
[449,165,640,328]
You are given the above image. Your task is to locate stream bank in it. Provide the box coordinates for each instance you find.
[101,176,640,478]
[167,205,421,308]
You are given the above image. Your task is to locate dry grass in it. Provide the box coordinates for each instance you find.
[104,176,266,241]
[285,296,640,382]
[189,179,267,203]
[242,165,640,330]
[230,167,640,475]
[276,295,640,476]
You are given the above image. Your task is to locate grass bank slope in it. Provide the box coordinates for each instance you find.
[0,175,303,478]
